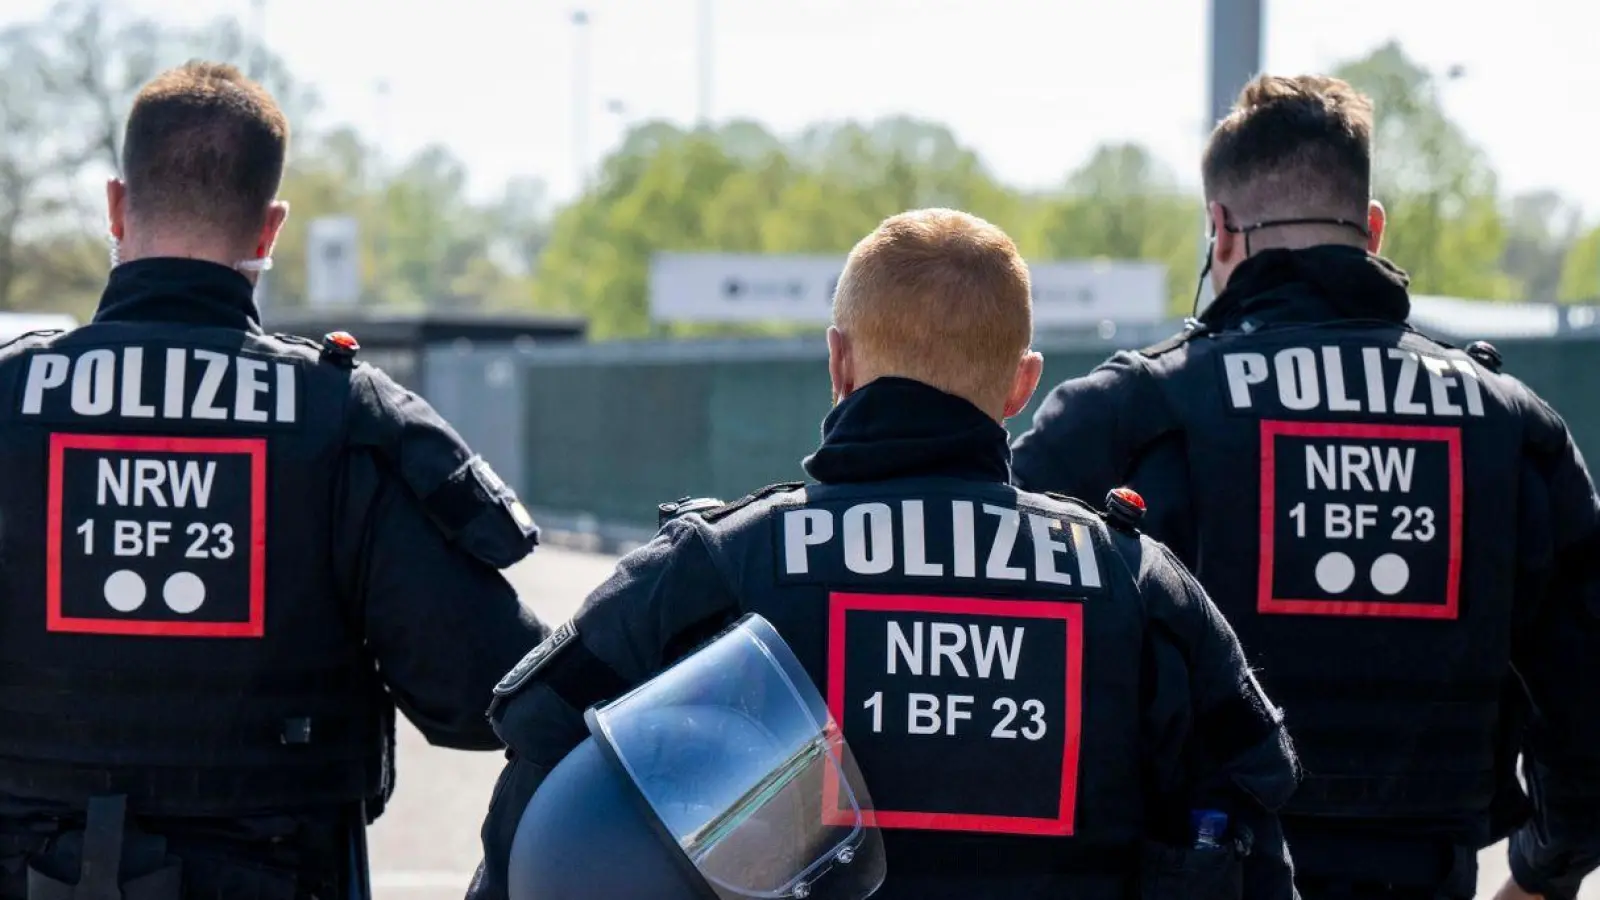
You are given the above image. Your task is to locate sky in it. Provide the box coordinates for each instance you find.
[5,0,1600,214]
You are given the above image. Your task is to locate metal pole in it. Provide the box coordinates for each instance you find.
[1208,0,1263,133]
[1195,0,1264,315]
[696,0,713,129]
[572,10,592,191]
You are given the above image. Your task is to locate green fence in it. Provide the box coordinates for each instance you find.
[517,333,1600,534]
[1492,338,1600,454]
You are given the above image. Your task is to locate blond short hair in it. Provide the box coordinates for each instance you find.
[833,209,1032,409]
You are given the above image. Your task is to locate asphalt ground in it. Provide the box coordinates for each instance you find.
[364,545,1590,899]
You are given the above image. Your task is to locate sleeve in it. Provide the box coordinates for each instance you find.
[346,363,540,569]
[1507,387,1600,900]
[1134,536,1301,900]
[1010,351,1171,504]
[333,449,550,751]
[468,518,743,900]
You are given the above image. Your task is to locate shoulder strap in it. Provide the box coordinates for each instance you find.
[699,481,806,523]
[1040,490,1145,578]
[272,331,366,369]
[1465,340,1503,373]
[1136,323,1206,359]
[0,328,67,354]
[1395,324,1505,372]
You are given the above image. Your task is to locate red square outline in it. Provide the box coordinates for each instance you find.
[822,591,1084,836]
[47,434,268,638]
[1258,420,1463,620]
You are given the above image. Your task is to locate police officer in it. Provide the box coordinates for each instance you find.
[0,62,547,899]
[472,208,1301,900]
[1011,73,1600,900]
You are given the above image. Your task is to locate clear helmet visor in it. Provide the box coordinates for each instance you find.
[590,613,886,900]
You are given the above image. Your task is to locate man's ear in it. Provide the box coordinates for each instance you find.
[1367,199,1386,255]
[1003,350,1044,420]
[257,200,290,259]
[106,178,127,240]
[1209,200,1240,265]
[827,326,853,406]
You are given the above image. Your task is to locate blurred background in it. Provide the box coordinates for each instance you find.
[4,0,1600,547]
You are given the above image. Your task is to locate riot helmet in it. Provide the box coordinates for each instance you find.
[508,613,886,900]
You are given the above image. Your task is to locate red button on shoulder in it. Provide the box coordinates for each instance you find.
[325,330,359,351]
[1110,486,1146,512]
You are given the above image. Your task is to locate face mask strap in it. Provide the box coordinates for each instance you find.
[1231,216,1371,244]
[105,237,275,274]
[1191,214,1371,319]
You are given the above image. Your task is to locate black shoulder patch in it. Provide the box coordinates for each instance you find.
[494,620,578,697]
[700,481,806,523]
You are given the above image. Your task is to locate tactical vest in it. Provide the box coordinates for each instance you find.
[698,476,1151,891]
[0,322,388,818]
[1135,320,1523,820]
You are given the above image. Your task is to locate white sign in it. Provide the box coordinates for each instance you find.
[305,216,362,308]
[649,253,1167,327]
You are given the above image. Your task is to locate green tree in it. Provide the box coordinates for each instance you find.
[530,117,1021,339]
[1500,190,1582,302]
[271,128,548,313]
[530,128,748,337]
[1334,42,1516,299]
[0,0,313,317]
[6,13,1579,334]
[1021,143,1199,315]
[0,0,545,319]
[1558,225,1600,302]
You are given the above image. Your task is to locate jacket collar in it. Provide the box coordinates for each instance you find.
[92,258,263,333]
[1201,245,1412,331]
[802,377,1013,484]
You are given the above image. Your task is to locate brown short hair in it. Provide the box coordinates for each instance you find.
[122,61,289,239]
[833,209,1032,407]
[1201,74,1374,221]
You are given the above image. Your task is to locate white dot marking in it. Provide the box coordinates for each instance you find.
[104,570,147,612]
[1371,554,1410,596]
[1315,552,1356,594]
[163,571,206,614]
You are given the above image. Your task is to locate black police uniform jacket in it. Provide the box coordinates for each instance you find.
[1011,245,1600,898]
[0,259,547,893]
[473,377,1301,900]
